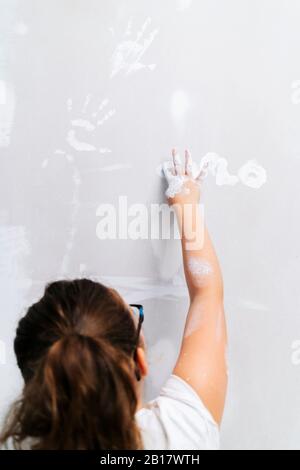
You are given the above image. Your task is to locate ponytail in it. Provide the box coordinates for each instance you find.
[0,280,143,450]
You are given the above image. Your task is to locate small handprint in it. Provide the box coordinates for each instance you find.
[66,94,116,154]
[42,94,115,168]
[110,17,159,78]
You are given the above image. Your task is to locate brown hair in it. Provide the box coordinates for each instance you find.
[0,279,143,450]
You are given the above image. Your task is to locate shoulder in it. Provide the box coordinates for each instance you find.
[136,374,220,451]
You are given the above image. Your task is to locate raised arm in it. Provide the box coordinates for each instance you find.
[164,149,228,425]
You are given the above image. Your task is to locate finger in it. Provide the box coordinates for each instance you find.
[172,148,183,175]
[196,161,209,182]
[163,161,173,181]
[185,149,193,177]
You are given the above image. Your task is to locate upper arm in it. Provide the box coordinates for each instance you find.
[173,297,228,425]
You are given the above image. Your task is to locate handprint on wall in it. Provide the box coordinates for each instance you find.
[43,94,116,168]
[42,93,117,277]
[110,17,159,78]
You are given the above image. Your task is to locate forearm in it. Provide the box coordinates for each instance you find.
[175,201,224,302]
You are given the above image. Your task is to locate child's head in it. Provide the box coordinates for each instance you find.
[1,279,148,450]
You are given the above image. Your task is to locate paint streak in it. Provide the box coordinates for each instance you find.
[159,152,267,190]
[110,17,158,78]
[92,99,109,118]
[200,153,239,186]
[238,160,267,189]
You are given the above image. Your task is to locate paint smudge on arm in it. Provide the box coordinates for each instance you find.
[187,257,213,287]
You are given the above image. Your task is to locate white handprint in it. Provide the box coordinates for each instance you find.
[66,94,115,154]
[110,17,159,78]
[42,94,115,169]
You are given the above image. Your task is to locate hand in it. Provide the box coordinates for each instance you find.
[163,149,204,206]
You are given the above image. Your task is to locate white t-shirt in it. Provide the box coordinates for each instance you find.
[135,374,220,450]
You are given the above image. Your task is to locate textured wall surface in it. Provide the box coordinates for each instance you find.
[1,0,300,450]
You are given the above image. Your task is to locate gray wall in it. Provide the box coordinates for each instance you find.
[1,0,300,450]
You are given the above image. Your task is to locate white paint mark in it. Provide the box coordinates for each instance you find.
[163,151,185,198]
[215,158,239,186]
[159,151,267,190]
[92,99,109,118]
[0,81,16,148]
[110,17,159,78]
[64,97,115,155]
[238,160,267,189]
[71,119,96,132]
[162,151,201,198]
[176,0,193,11]
[187,257,213,287]
[66,130,96,152]
[200,153,238,186]
[97,108,116,126]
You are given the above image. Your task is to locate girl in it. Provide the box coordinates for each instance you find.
[0,150,227,450]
